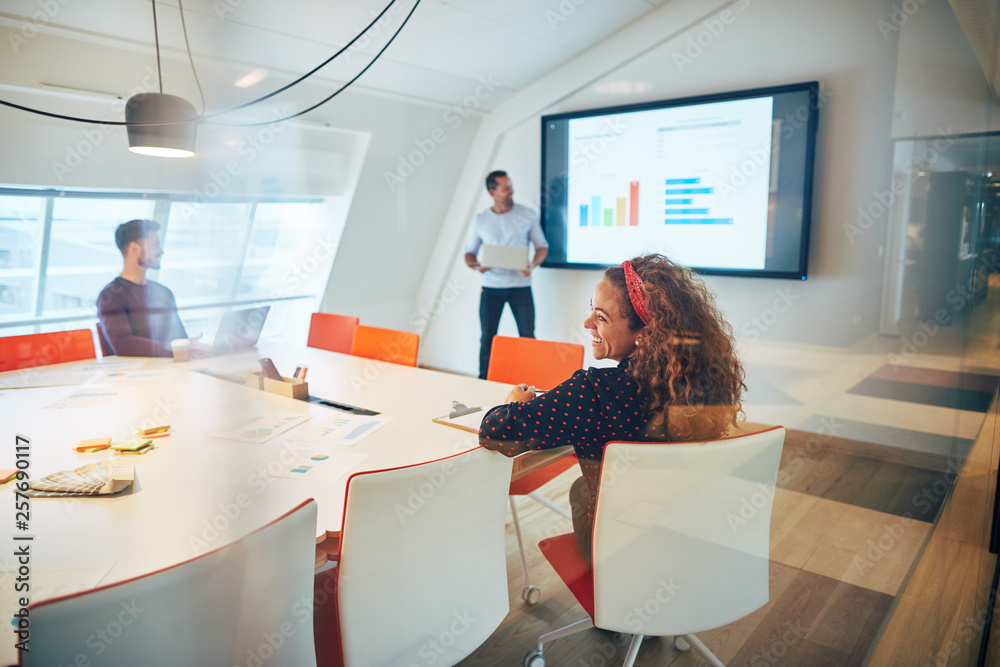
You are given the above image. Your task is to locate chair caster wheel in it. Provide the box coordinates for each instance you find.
[522,585,541,605]
[674,636,691,652]
[524,649,545,666]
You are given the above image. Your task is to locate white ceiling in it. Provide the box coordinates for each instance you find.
[0,0,666,118]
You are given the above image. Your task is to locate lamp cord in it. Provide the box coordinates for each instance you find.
[0,0,416,127]
[205,0,421,126]
[177,0,206,113]
[202,0,402,119]
[151,0,162,94]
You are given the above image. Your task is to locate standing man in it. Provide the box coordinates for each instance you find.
[464,170,548,379]
[97,219,210,357]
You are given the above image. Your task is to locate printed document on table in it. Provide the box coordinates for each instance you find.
[268,450,370,483]
[73,359,149,372]
[45,388,123,409]
[289,414,393,447]
[95,369,173,383]
[206,412,312,444]
[0,562,115,653]
[0,369,97,389]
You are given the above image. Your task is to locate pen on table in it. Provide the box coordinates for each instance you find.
[294,365,308,381]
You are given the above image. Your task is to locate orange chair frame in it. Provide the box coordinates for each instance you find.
[486,335,585,605]
[307,313,360,354]
[350,324,419,367]
[0,329,96,373]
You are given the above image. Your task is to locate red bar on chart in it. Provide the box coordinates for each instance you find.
[629,181,639,226]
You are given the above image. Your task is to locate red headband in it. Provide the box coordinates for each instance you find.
[621,260,650,325]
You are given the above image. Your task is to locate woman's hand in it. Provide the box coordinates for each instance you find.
[506,383,537,403]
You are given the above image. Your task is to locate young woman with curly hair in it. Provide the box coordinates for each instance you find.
[479,253,746,560]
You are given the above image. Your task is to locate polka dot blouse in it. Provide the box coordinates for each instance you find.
[479,357,656,462]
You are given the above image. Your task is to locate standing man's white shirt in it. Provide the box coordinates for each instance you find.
[464,203,548,288]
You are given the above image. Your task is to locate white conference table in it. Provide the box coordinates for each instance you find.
[0,344,568,664]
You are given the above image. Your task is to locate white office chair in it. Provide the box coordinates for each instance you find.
[314,446,513,667]
[23,499,319,667]
[525,427,786,667]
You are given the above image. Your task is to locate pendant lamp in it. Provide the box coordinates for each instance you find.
[126,0,197,157]
[126,93,197,157]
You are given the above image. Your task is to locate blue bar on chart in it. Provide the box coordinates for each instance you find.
[664,209,709,215]
[665,178,701,185]
[664,198,692,205]
[591,196,601,226]
[664,187,713,195]
[580,204,588,226]
[664,219,733,225]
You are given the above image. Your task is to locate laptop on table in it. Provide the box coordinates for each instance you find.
[212,305,270,354]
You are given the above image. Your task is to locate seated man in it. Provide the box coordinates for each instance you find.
[97,219,209,357]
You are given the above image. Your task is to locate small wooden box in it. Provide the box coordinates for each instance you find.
[245,372,309,401]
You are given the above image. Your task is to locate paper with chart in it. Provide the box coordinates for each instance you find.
[73,359,149,373]
[289,413,393,447]
[206,412,311,444]
[45,388,123,409]
[96,369,173,383]
[268,449,370,483]
[0,369,97,389]
[0,562,115,651]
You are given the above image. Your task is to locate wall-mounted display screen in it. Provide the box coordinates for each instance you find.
[540,81,819,279]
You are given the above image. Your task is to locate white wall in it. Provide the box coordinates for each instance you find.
[419,0,994,375]
[316,89,482,331]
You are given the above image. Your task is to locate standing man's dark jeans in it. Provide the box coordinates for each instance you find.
[479,286,535,379]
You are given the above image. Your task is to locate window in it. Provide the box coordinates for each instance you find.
[0,188,345,347]
[45,197,155,317]
[0,196,44,322]
[159,202,250,306]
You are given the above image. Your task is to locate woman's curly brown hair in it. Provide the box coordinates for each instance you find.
[605,254,746,441]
